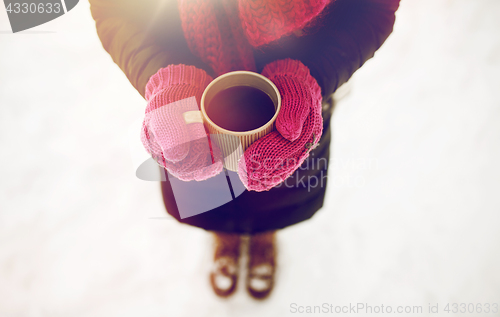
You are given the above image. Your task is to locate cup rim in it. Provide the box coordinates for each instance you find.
[200,71,281,136]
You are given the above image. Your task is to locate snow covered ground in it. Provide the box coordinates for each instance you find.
[1,0,499,316]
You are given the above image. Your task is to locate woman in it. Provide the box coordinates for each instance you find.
[90,0,400,299]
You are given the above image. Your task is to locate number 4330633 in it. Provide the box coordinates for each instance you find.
[6,2,62,14]
[443,303,498,314]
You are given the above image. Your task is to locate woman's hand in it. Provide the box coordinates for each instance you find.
[141,65,223,181]
[238,59,323,191]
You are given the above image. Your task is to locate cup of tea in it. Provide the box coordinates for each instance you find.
[183,71,281,172]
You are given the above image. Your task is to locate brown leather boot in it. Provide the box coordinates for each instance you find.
[210,232,241,297]
[247,231,276,299]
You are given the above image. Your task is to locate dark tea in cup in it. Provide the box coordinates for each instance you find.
[206,86,276,132]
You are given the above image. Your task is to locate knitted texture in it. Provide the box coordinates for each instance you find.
[238,0,330,47]
[178,0,256,76]
[141,64,223,181]
[238,59,323,191]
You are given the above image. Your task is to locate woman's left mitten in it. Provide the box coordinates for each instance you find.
[238,59,323,191]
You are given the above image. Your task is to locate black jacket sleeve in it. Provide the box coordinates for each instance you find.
[89,0,211,98]
[254,0,401,98]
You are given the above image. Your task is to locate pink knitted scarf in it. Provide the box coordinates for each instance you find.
[178,0,331,75]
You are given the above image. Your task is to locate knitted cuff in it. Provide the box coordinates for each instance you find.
[261,59,322,100]
[145,64,213,101]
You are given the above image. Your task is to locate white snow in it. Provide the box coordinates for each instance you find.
[1,0,499,316]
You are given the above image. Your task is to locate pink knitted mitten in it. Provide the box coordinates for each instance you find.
[238,59,323,191]
[141,65,223,181]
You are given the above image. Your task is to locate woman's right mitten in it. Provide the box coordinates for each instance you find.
[141,65,223,181]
